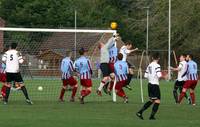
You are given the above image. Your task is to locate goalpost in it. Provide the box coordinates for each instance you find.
[0,27,117,101]
[137,49,177,103]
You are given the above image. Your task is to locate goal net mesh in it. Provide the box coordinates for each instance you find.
[0,29,117,102]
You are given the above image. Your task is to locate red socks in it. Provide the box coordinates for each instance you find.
[81,89,91,97]
[1,85,6,97]
[59,88,65,100]
[72,86,77,98]
[190,92,195,104]
[178,92,186,103]
[109,81,114,91]
[117,89,126,98]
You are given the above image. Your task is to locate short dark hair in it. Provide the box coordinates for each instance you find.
[117,53,123,60]
[3,45,10,52]
[179,54,186,58]
[79,48,87,55]
[11,43,18,49]
[125,40,132,46]
[152,52,160,60]
[187,54,193,59]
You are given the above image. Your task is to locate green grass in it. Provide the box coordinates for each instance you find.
[0,79,200,127]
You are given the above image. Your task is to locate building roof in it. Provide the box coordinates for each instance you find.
[40,32,103,56]
[39,32,124,58]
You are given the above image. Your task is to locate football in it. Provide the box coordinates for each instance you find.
[38,86,43,91]
[110,22,118,30]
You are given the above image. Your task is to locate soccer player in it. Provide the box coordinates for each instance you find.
[59,52,78,102]
[2,42,33,105]
[178,54,198,106]
[0,62,6,99]
[103,35,119,95]
[119,41,138,90]
[170,54,191,104]
[0,45,10,99]
[136,53,162,120]
[96,34,118,96]
[114,53,128,103]
[74,48,93,104]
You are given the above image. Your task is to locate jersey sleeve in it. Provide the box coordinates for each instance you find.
[69,60,74,71]
[73,60,78,72]
[125,49,131,54]
[155,65,162,78]
[177,62,183,71]
[125,62,129,74]
[2,53,7,62]
[18,52,24,64]
[60,59,64,72]
[87,59,93,75]
[144,66,149,78]
[106,37,115,49]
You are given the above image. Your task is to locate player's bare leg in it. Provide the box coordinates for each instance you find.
[97,76,110,96]
[103,73,115,95]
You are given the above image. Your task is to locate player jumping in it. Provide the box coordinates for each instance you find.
[178,54,198,106]
[59,52,78,102]
[170,54,191,104]
[114,53,129,103]
[103,34,119,95]
[120,41,138,90]
[74,48,93,104]
[136,53,162,120]
[2,42,33,105]
[96,34,118,96]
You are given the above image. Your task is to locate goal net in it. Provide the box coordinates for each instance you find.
[0,27,117,103]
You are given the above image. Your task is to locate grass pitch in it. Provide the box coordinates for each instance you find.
[0,79,200,127]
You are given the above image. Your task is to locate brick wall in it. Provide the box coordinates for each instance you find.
[0,18,5,52]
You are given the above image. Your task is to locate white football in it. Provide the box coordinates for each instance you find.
[38,86,43,91]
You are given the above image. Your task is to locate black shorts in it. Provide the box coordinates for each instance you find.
[100,63,110,77]
[148,83,161,100]
[127,61,135,69]
[175,80,185,87]
[6,72,24,83]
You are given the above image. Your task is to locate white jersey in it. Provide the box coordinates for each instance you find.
[100,37,115,63]
[144,61,162,85]
[2,49,24,73]
[177,61,188,81]
[119,46,131,61]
